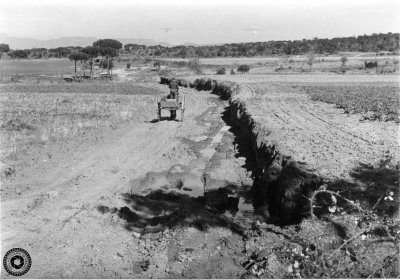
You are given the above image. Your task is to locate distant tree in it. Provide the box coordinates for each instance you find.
[48,47,72,58]
[68,52,89,76]
[188,58,203,74]
[99,58,114,70]
[237,64,250,73]
[30,48,47,59]
[0,43,10,56]
[306,53,315,69]
[153,62,161,70]
[216,67,226,75]
[9,49,29,59]
[93,39,122,51]
[82,46,102,73]
[82,46,101,57]
[341,55,348,66]
[99,47,117,57]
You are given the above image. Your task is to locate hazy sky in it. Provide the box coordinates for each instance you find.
[1,0,399,44]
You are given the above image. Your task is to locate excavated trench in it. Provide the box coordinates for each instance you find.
[108,77,324,235]
[163,77,324,225]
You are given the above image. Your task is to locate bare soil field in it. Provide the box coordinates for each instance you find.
[158,54,399,76]
[242,80,398,178]
[1,58,399,278]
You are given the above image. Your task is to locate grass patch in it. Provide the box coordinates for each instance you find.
[0,82,160,95]
[0,88,159,162]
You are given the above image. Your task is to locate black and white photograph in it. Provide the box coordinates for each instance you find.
[0,0,399,278]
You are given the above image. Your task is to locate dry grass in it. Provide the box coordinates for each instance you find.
[0,87,158,161]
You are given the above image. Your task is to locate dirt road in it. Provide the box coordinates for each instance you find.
[1,86,253,278]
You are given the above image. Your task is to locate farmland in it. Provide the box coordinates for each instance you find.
[0,59,73,76]
[1,55,399,278]
[295,83,399,122]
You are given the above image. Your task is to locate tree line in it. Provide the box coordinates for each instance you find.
[1,33,399,60]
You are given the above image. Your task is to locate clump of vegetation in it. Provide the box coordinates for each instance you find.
[306,53,315,70]
[237,64,250,74]
[365,61,378,69]
[8,49,30,59]
[153,62,161,71]
[216,67,226,75]
[0,43,10,53]
[339,56,348,73]
[99,58,114,70]
[340,56,348,66]
[188,58,203,74]
[126,62,131,69]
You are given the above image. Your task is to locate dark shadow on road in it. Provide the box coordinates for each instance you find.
[146,117,177,123]
[98,185,249,235]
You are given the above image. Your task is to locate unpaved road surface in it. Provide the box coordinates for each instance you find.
[1,86,253,278]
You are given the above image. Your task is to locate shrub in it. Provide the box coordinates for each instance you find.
[99,58,114,69]
[153,62,161,70]
[237,64,250,73]
[365,61,378,69]
[188,58,203,74]
[306,53,315,68]
[341,56,348,66]
[216,67,226,75]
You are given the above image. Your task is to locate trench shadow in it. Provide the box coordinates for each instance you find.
[220,106,259,177]
[98,185,248,235]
